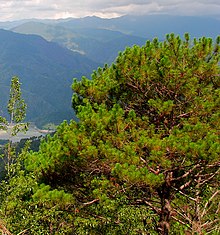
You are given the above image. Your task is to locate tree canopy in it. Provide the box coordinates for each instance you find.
[0,34,219,234]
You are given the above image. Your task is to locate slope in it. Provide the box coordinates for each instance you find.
[57,15,220,39]
[11,22,147,64]
[0,29,98,127]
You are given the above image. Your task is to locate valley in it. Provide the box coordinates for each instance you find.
[0,14,219,128]
[0,124,51,143]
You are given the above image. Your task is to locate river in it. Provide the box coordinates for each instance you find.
[0,126,53,143]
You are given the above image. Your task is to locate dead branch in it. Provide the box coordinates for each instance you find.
[171,215,188,227]
[201,190,219,218]
[199,168,220,186]
[83,199,99,206]
[201,219,220,229]
[172,186,196,202]
[172,207,192,224]
[136,199,161,214]
[0,220,12,235]
[180,179,192,190]
[173,163,201,181]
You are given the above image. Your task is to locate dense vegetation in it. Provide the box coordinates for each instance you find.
[0,34,219,234]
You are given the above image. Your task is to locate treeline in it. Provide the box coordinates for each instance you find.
[0,34,219,234]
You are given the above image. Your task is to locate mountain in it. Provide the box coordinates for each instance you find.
[0,19,31,30]
[3,14,220,41]
[0,29,98,127]
[10,14,219,63]
[0,14,218,126]
[115,15,220,39]
[56,15,220,39]
[11,21,147,64]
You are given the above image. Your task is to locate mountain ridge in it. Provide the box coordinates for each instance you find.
[0,14,219,126]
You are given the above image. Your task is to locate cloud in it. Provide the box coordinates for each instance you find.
[0,0,219,21]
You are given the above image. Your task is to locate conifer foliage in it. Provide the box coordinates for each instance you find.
[0,34,219,234]
[72,33,220,234]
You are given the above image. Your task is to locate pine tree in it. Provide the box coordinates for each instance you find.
[72,33,220,234]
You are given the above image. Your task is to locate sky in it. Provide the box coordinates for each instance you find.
[0,0,220,21]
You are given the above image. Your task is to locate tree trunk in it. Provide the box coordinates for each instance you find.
[158,172,173,235]
[192,176,202,235]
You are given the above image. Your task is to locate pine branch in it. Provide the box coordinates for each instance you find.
[171,215,188,227]
[136,199,161,214]
[201,190,219,218]
[198,168,220,186]
[173,163,201,181]
[172,207,192,224]
[172,186,196,202]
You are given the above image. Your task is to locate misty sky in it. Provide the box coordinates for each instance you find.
[0,0,220,21]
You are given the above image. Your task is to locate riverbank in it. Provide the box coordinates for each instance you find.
[0,126,53,143]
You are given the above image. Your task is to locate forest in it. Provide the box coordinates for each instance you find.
[0,33,219,235]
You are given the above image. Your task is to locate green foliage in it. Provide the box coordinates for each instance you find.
[71,33,220,234]
[7,76,28,136]
[8,77,27,124]
[0,34,219,234]
[2,76,28,178]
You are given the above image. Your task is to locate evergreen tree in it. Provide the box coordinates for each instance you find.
[71,33,220,234]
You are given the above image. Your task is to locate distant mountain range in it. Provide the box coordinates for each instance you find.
[55,15,220,38]
[10,15,220,63]
[0,14,219,126]
[11,21,147,64]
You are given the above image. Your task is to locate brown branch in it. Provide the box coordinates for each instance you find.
[127,82,139,91]
[83,199,99,206]
[194,168,205,179]
[17,228,30,235]
[172,186,196,202]
[205,163,220,168]
[171,215,188,227]
[176,111,193,118]
[201,219,220,229]
[140,158,161,175]
[0,220,12,235]
[216,201,220,214]
[136,199,161,214]
[199,168,220,186]
[173,163,201,182]
[201,190,219,218]
[172,207,192,224]
[180,179,193,190]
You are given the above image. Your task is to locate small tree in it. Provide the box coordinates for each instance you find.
[0,76,28,234]
[4,76,28,177]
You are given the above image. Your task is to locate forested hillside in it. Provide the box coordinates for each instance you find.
[11,21,147,64]
[0,34,219,234]
[0,29,98,126]
[0,14,219,128]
